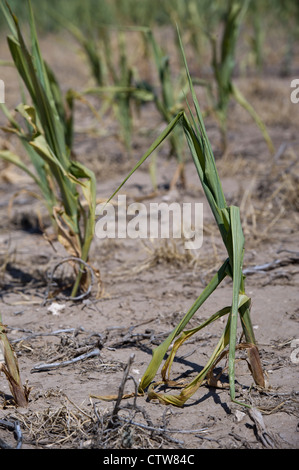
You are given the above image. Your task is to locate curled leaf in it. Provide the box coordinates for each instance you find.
[0,323,29,407]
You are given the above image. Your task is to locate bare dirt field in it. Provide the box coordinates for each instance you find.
[0,30,298,450]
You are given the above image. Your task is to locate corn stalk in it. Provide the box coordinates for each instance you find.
[106,29,265,408]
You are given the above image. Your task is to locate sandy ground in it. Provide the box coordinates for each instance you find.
[0,30,298,450]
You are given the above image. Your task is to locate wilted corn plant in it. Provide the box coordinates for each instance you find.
[247,0,267,72]
[196,0,274,153]
[143,28,188,188]
[58,10,189,186]
[106,30,265,407]
[89,25,190,188]
[0,0,98,299]
[97,27,139,155]
[167,0,223,66]
[93,26,189,187]
[0,0,100,405]
[60,16,152,155]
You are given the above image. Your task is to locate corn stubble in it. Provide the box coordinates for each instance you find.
[108,30,265,407]
[0,323,29,407]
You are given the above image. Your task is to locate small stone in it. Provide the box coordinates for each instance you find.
[234,410,246,422]
[47,302,66,316]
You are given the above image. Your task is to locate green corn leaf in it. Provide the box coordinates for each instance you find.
[106,111,185,208]
[1,103,58,210]
[227,206,245,402]
[138,258,229,393]
[3,2,67,167]
[0,149,40,186]
[177,27,227,212]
